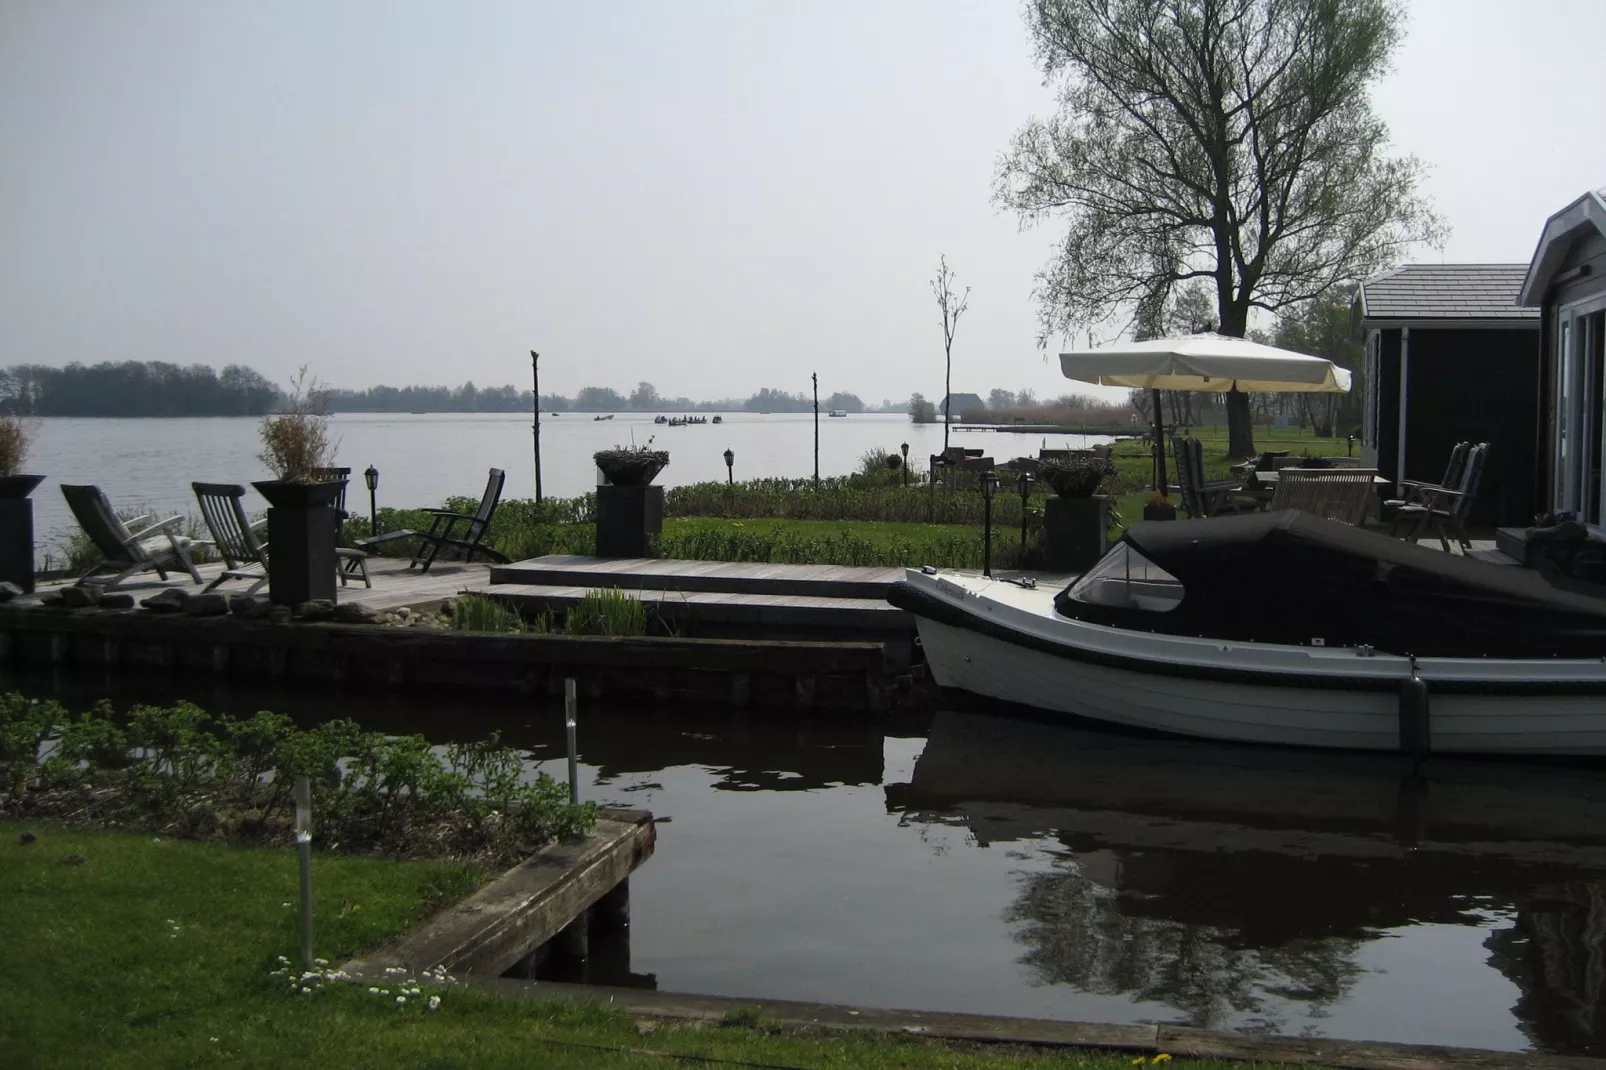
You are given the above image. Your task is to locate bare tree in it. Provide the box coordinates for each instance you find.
[931,255,971,453]
[996,0,1443,458]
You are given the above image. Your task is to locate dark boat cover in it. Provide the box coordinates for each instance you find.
[1053,510,1606,658]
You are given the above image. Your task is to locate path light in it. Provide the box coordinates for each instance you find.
[723,448,734,485]
[1017,469,1032,568]
[900,442,909,487]
[981,469,1000,578]
[363,465,379,537]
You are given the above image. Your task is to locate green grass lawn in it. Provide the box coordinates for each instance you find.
[1,820,1316,1069]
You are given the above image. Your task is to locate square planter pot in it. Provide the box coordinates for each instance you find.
[0,475,44,593]
[596,485,665,558]
[1142,502,1178,522]
[1042,494,1108,572]
[252,480,345,606]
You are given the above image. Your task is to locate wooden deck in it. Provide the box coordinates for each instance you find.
[33,558,494,613]
[490,555,905,600]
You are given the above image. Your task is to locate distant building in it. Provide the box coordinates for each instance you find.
[1520,187,1606,531]
[940,393,985,420]
[1351,264,1540,526]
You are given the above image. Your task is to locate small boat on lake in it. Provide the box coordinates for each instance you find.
[593,414,614,421]
[829,409,847,417]
[712,415,722,424]
[654,415,668,424]
[888,510,1606,756]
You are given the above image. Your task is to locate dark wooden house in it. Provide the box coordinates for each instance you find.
[1519,188,1606,532]
[1351,264,1540,526]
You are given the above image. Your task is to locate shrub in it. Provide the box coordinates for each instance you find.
[259,367,337,482]
[0,414,35,477]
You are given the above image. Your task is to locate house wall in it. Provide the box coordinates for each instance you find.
[1371,326,1540,527]
[1538,231,1606,515]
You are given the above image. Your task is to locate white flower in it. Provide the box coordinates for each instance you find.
[427,995,441,1011]
[299,987,311,995]
[314,958,328,966]
[396,995,407,1005]
[368,987,380,994]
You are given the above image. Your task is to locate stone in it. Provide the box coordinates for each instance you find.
[229,595,258,616]
[99,593,136,610]
[39,592,64,607]
[396,606,412,619]
[59,585,102,608]
[184,593,231,616]
[295,599,335,622]
[244,600,275,620]
[439,599,454,618]
[268,605,293,625]
[412,616,440,629]
[0,581,22,602]
[332,603,379,624]
[141,588,191,613]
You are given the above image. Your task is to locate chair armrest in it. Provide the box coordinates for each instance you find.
[126,515,185,541]
[1398,480,1448,492]
[426,510,476,521]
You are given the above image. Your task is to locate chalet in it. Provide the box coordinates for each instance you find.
[1351,264,1540,526]
[940,393,985,420]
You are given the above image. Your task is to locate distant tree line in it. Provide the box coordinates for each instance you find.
[0,362,280,417]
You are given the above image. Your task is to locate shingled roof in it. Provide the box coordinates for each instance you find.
[1353,263,1538,324]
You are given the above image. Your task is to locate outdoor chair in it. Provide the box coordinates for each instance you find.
[355,467,510,572]
[1268,468,1380,526]
[62,484,205,589]
[193,482,370,594]
[1391,443,1490,553]
[1171,437,1258,518]
[1385,442,1470,530]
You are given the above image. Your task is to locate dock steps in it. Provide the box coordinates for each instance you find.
[486,582,911,630]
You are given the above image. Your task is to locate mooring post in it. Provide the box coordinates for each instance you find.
[812,372,819,488]
[531,350,543,504]
[564,677,579,805]
[295,775,315,971]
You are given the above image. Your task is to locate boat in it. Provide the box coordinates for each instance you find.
[829,409,847,417]
[712,415,722,424]
[593,414,614,421]
[887,510,1606,755]
[654,415,668,424]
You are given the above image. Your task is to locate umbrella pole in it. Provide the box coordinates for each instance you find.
[1152,387,1168,497]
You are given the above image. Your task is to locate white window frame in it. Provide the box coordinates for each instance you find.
[1555,294,1606,529]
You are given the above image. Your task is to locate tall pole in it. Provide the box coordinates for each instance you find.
[1151,386,1168,496]
[531,350,543,504]
[812,372,819,488]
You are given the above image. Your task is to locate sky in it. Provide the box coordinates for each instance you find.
[2,0,1604,406]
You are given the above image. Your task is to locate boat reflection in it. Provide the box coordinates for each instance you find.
[888,711,1606,1052]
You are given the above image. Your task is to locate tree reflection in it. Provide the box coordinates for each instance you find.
[1486,881,1606,1056]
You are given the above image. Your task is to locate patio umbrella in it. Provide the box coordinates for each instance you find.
[1058,332,1353,494]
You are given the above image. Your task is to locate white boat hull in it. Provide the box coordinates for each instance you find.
[898,572,1606,756]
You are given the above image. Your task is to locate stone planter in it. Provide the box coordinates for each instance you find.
[252,479,345,606]
[595,484,665,558]
[0,475,44,594]
[1042,494,1108,572]
[1142,501,1178,522]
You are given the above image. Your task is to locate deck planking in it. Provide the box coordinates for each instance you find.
[487,581,911,631]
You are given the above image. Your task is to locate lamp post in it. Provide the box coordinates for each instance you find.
[900,442,909,487]
[981,469,999,578]
[363,465,379,537]
[723,448,734,485]
[1017,469,1031,568]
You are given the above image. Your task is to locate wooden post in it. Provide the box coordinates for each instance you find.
[812,372,819,487]
[531,350,543,504]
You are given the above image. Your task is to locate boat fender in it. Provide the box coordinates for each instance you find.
[1398,668,1430,755]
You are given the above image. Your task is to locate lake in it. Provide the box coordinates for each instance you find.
[14,663,1604,1056]
[30,412,1117,557]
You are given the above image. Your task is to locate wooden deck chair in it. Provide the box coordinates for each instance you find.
[310,468,371,587]
[1386,442,1470,535]
[192,483,270,593]
[1172,437,1257,518]
[1393,443,1490,553]
[355,468,510,573]
[1269,469,1379,526]
[61,484,203,588]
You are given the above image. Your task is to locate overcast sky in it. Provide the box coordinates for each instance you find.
[3,0,1604,405]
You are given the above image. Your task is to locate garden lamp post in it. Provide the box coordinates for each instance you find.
[363,465,379,537]
[900,442,909,487]
[981,469,999,578]
[723,448,734,485]
[1017,469,1031,568]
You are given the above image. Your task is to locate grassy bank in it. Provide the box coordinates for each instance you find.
[1,822,1316,1069]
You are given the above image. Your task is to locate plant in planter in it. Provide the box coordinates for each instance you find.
[1142,490,1178,521]
[1036,455,1116,498]
[593,442,669,487]
[0,411,42,591]
[1036,456,1116,570]
[594,440,669,557]
[252,369,343,606]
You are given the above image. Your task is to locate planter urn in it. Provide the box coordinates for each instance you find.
[1142,501,1178,522]
[1042,493,1109,572]
[0,475,44,593]
[596,485,665,558]
[252,479,345,606]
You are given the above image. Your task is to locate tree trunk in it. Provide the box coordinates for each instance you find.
[943,348,951,453]
[1227,388,1255,458]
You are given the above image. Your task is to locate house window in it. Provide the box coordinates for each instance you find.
[1555,302,1606,527]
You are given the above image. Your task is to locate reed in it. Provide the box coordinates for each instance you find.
[449,594,526,634]
[564,587,647,636]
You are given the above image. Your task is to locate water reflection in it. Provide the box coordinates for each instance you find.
[15,664,1606,1054]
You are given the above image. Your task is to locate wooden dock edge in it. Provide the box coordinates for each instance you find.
[428,977,1606,1070]
[344,808,655,979]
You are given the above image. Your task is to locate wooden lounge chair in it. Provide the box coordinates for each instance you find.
[355,468,510,573]
[193,482,371,594]
[1172,437,1258,518]
[1386,442,1469,536]
[61,484,204,588]
[1392,443,1490,553]
[1268,468,1379,526]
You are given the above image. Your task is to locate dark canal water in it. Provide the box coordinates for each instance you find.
[15,666,1606,1056]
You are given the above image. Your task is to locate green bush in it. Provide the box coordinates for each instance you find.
[0,695,595,866]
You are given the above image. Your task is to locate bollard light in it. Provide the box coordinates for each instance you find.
[363,465,379,537]
[981,470,1000,578]
[900,442,909,487]
[723,448,734,485]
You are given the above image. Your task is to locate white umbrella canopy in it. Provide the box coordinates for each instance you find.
[1057,332,1353,496]
[1059,332,1353,393]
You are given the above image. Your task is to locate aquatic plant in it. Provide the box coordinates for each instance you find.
[564,587,647,636]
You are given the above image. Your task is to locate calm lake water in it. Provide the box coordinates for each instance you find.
[16,665,1606,1057]
[31,412,1115,556]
